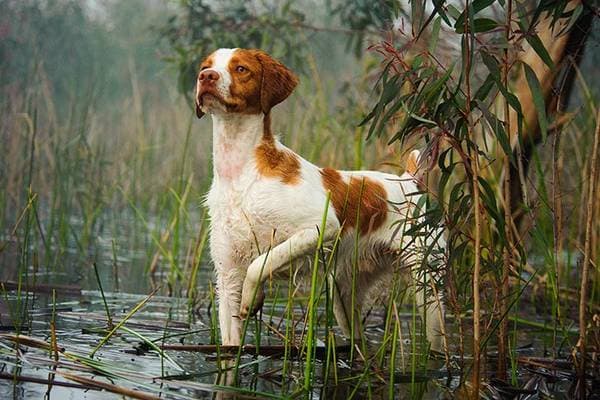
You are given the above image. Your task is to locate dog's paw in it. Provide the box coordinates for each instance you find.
[239,281,265,319]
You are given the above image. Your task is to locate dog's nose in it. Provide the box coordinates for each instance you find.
[199,69,219,82]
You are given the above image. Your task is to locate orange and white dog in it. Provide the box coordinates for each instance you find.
[196,48,445,351]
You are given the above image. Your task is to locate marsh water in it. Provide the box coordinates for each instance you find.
[0,211,586,399]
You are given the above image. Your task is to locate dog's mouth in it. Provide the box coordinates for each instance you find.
[196,87,242,115]
[197,87,225,107]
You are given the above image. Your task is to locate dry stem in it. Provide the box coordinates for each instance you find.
[578,107,600,397]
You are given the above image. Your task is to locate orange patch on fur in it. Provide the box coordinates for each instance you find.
[320,168,388,234]
[255,141,301,185]
[226,51,264,114]
[246,49,298,114]
[199,54,215,70]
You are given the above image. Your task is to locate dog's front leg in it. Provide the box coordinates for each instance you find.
[211,233,245,345]
[216,268,244,346]
[239,226,336,319]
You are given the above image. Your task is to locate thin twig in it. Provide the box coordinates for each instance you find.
[0,372,99,391]
[58,371,162,400]
[463,2,483,396]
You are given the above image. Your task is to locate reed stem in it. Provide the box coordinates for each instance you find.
[578,108,600,397]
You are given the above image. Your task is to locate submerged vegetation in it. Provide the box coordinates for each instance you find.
[1,0,599,398]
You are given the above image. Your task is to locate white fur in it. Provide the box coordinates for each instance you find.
[200,49,446,350]
[210,48,235,98]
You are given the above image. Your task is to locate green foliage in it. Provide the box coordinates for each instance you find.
[0,1,111,110]
[0,0,170,116]
[361,0,598,380]
[159,0,310,98]
[158,0,413,100]
[332,0,401,56]
[1,0,599,397]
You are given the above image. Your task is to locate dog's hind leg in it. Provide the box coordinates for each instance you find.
[389,225,446,353]
[330,259,373,342]
[407,249,446,353]
[331,274,360,339]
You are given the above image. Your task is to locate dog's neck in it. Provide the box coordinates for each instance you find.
[211,112,272,182]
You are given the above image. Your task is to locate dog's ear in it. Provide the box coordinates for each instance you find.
[250,50,298,114]
[406,150,421,176]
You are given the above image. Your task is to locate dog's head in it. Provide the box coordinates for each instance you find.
[195,48,299,119]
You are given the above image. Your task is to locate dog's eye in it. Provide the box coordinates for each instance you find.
[236,65,247,73]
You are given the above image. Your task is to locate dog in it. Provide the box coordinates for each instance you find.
[195,48,445,351]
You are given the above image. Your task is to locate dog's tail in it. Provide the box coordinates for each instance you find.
[405,149,421,176]
[404,149,426,191]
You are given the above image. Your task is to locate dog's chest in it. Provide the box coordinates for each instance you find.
[207,177,297,264]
